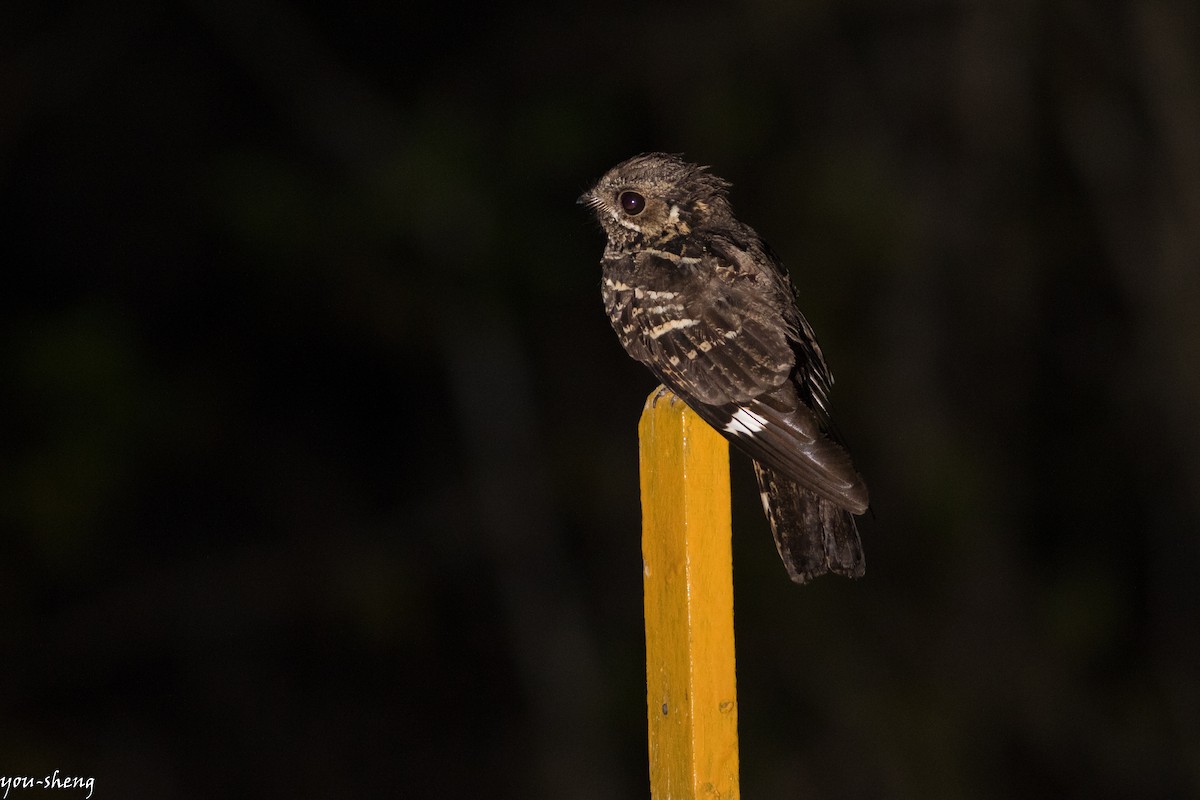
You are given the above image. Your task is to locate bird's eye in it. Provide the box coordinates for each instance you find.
[619,191,646,216]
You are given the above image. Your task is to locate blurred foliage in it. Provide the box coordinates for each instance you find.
[2,0,1199,797]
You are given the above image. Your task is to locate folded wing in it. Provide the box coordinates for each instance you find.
[631,255,868,513]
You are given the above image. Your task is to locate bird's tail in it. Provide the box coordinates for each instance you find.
[753,462,865,584]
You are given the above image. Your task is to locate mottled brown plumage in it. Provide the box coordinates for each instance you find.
[581,153,868,583]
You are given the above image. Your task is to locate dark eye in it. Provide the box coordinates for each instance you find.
[619,191,646,216]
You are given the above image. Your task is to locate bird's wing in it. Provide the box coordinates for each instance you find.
[632,244,868,513]
[645,301,795,406]
[693,388,869,513]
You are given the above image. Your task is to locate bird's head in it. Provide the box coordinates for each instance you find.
[579,153,732,251]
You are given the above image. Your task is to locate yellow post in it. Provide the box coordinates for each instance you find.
[638,388,740,799]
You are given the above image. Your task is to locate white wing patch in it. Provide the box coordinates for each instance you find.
[724,407,768,436]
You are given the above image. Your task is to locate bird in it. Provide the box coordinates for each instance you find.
[580,153,868,583]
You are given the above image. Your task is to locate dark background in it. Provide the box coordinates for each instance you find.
[3,1,1199,797]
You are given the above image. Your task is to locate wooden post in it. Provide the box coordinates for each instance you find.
[638,388,740,799]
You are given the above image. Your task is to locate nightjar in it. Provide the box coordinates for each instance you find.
[580,153,868,584]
